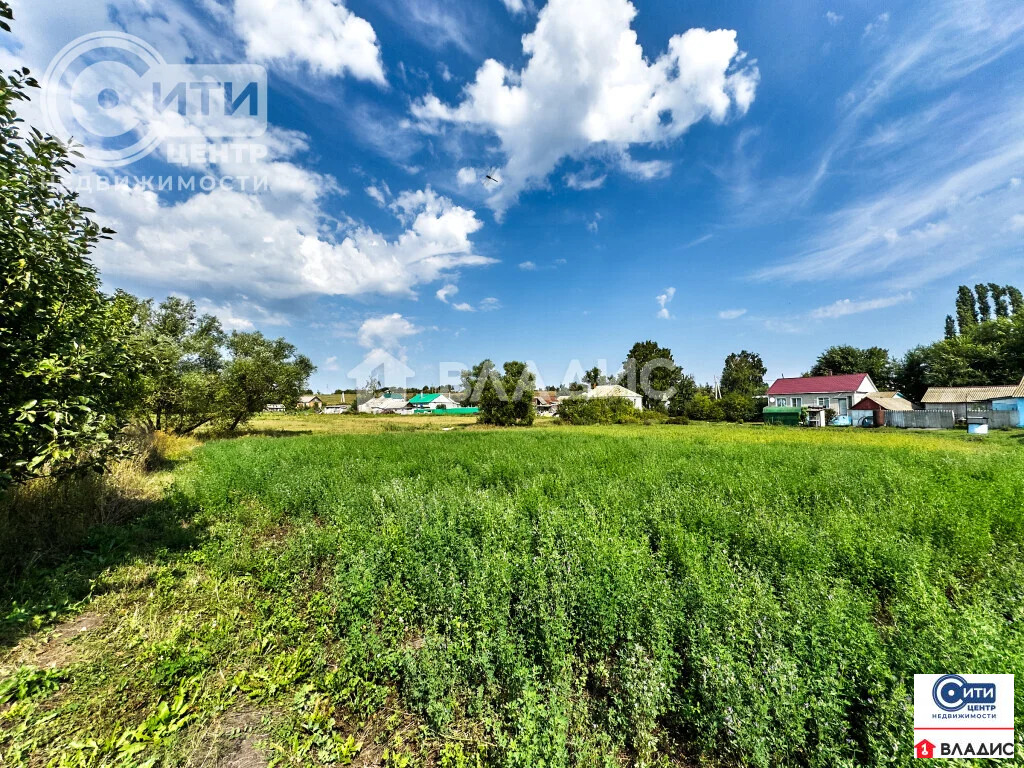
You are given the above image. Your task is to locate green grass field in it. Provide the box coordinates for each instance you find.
[2,420,1022,767]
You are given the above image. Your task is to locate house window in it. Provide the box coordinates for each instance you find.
[792,397,802,408]
[836,397,849,415]
[817,397,830,407]
[776,397,788,407]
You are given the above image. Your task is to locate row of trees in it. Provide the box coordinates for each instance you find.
[948,283,1022,337]
[0,57,313,490]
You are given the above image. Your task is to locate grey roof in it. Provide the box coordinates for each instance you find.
[1012,376,1024,399]
[921,386,1018,403]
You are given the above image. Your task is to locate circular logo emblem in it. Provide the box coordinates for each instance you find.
[42,32,166,168]
[932,674,969,712]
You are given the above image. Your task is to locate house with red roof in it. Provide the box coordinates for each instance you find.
[766,373,877,426]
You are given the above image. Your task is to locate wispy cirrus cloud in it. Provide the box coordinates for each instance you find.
[809,293,912,319]
[751,0,1024,285]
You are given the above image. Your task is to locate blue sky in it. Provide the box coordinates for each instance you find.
[5,0,1024,391]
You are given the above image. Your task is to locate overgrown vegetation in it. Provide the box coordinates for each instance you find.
[556,395,647,424]
[2,423,1021,767]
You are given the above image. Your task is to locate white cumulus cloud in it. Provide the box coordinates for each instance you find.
[718,308,747,320]
[456,167,479,186]
[233,0,386,83]
[413,0,758,214]
[92,183,494,301]
[357,313,422,349]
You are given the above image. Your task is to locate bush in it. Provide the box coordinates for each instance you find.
[557,396,644,425]
[719,393,757,423]
[685,393,724,421]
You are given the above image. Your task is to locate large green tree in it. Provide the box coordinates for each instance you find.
[974,284,991,321]
[955,285,978,332]
[720,350,767,397]
[120,294,313,433]
[477,360,535,426]
[1008,286,1024,315]
[123,295,225,433]
[808,346,895,389]
[990,283,1010,319]
[0,42,140,487]
[622,340,685,410]
[216,332,315,430]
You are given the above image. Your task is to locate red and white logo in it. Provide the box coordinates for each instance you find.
[915,739,936,759]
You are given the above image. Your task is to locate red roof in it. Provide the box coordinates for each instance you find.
[767,373,870,396]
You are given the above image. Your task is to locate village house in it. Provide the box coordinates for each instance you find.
[587,384,644,409]
[357,394,409,414]
[264,404,285,413]
[766,373,877,426]
[408,393,459,411]
[297,394,323,410]
[533,392,560,415]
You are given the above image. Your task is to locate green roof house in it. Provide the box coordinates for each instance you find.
[408,393,459,410]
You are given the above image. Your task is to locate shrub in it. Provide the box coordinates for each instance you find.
[557,396,644,425]
[477,361,536,427]
[719,392,757,423]
[684,392,724,421]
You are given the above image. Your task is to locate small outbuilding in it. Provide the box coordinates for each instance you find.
[992,376,1024,427]
[921,385,1019,420]
[762,406,802,426]
[849,392,915,427]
